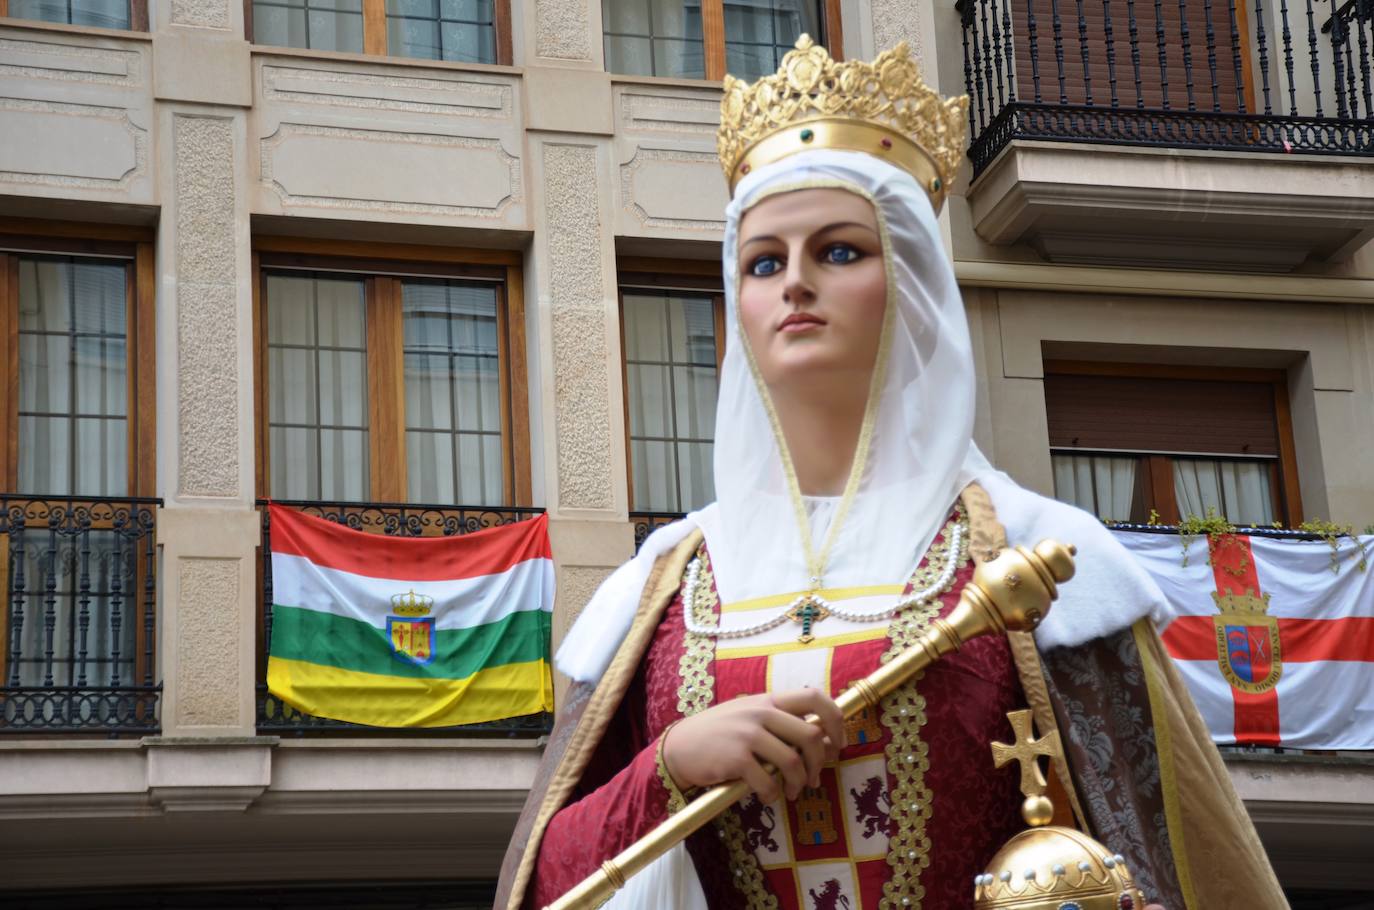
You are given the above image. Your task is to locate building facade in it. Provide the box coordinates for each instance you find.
[0,0,1372,905]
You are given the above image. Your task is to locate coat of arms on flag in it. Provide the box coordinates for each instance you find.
[265,505,555,728]
[387,590,436,666]
[1212,589,1282,695]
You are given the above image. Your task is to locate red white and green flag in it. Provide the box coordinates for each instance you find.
[266,505,554,727]
[1116,530,1374,748]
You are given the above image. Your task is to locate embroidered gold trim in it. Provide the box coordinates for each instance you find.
[679,545,718,719]
[657,720,692,816]
[879,506,970,910]
[679,547,778,909]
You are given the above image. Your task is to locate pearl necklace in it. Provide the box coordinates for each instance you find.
[682,519,966,641]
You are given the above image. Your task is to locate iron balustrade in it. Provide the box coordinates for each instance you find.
[1,495,161,735]
[256,499,551,735]
[958,0,1374,176]
[630,511,688,550]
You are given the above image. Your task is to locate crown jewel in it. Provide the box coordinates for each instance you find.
[716,36,969,207]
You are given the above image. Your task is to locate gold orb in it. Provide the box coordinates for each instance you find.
[973,825,1146,910]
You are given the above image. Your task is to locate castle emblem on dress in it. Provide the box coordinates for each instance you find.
[794,785,839,845]
[387,589,435,666]
[843,678,883,745]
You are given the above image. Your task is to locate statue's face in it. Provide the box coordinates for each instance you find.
[737,187,887,393]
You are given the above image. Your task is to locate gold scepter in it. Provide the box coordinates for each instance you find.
[544,539,1077,910]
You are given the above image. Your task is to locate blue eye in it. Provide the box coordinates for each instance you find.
[749,255,783,277]
[824,244,861,264]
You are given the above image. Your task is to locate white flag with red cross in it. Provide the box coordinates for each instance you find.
[1114,530,1374,749]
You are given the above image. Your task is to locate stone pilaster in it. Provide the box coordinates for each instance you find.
[152,0,259,735]
[524,0,636,683]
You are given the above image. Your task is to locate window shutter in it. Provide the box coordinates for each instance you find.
[1044,373,1279,456]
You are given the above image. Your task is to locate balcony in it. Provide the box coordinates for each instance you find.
[1,495,161,735]
[957,0,1374,269]
[255,499,552,737]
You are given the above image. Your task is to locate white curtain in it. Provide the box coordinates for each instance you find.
[402,279,503,506]
[1051,453,1138,521]
[267,273,368,502]
[13,257,136,691]
[623,291,720,513]
[723,0,821,77]
[1173,459,1275,526]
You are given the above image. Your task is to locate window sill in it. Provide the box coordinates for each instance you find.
[249,42,520,77]
[0,15,150,41]
[610,72,724,92]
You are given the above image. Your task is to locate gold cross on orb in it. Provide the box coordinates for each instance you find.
[990,709,1063,827]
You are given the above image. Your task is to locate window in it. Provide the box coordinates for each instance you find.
[0,222,157,697]
[603,0,842,80]
[1044,362,1302,526]
[619,260,724,513]
[253,239,530,507]
[247,0,512,64]
[0,0,148,30]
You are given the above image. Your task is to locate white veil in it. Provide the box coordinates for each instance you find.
[696,148,976,604]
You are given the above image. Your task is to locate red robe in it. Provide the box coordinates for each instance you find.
[530,515,1025,909]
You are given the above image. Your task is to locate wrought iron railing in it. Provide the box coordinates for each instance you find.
[256,499,552,735]
[630,511,687,550]
[958,0,1374,176]
[1,495,161,734]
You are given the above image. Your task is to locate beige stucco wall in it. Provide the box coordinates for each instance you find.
[1,0,1372,892]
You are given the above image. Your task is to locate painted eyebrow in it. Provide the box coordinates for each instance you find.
[740,221,880,248]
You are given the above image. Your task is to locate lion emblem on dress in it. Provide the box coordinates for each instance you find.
[849,775,892,839]
[808,878,852,910]
[737,794,779,852]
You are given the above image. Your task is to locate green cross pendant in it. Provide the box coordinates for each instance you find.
[785,596,832,644]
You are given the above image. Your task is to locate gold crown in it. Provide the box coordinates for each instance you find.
[390,589,434,618]
[1212,589,1272,615]
[716,35,969,209]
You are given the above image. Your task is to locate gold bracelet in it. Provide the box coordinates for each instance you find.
[655,719,691,815]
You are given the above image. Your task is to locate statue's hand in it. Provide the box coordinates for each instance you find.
[662,688,844,803]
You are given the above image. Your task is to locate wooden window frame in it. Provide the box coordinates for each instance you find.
[252,236,531,507]
[0,218,158,688]
[0,0,150,30]
[243,0,513,65]
[617,256,725,512]
[1044,360,1303,525]
[603,0,843,81]
[702,0,844,80]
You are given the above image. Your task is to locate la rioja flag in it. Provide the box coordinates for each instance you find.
[1116,530,1374,749]
[267,505,555,728]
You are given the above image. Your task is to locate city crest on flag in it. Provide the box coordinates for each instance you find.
[1211,590,1282,695]
[387,589,436,665]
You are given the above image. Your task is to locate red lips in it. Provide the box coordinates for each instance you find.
[778,312,826,332]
